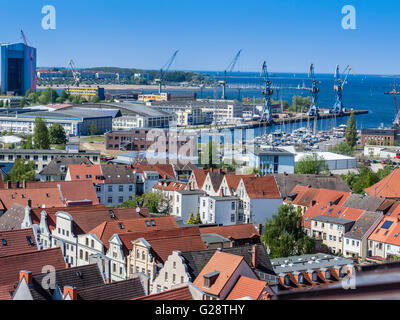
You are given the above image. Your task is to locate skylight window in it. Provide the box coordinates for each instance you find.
[26,236,34,246]
[382,221,393,230]
[118,223,124,230]
[328,208,333,213]
[1,239,7,246]
[395,233,399,238]
[151,220,156,226]
[145,221,151,227]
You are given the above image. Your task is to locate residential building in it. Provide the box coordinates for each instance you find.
[80,216,178,282]
[127,227,207,288]
[343,211,383,259]
[0,180,100,218]
[235,176,283,225]
[247,148,295,175]
[217,174,257,197]
[192,250,262,300]
[38,156,93,182]
[12,264,105,300]
[172,190,206,223]
[66,163,137,206]
[151,244,275,294]
[0,148,100,173]
[310,215,355,254]
[0,247,66,300]
[136,283,204,300]
[271,253,354,292]
[199,196,239,225]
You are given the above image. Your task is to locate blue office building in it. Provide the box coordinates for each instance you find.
[0,43,37,95]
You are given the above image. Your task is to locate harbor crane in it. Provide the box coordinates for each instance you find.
[307,63,319,117]
[260,61,273,122]
[155,50,179,94]
[65,59,81,87]
[219,50,242,100]
[21,30,37,92]
[332,64,355,114]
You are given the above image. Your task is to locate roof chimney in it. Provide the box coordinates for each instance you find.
[19,270,32,285]
[16,181,20,189]
[252,245,258,268]
[257,224,263,234]
[27,199,32,208]
[6,180,11,189]
[63,286,77,300]
[23,180,27,189]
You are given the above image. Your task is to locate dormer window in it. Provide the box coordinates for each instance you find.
[312,272,318,282]
[298,273,304,284]
[203,271,220,288]
[284,275,291,286]
[325,270,331,280]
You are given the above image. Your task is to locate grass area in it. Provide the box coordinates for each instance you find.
[80,136,106,143]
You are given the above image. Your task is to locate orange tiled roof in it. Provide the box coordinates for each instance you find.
[242,176,281,199]
[193,251,244,296]
[368,215,400,246]
[287,186,350,208]
[153,181,187,192]
[0,228,37,257]
[365,169,400,198]
[199,224,260,241]
[303,205,364,229]
[67,164,104,184]
[226,275,267,300]
[222,174,257,195]
[134,285,194,300]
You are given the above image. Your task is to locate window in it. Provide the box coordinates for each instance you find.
[119,185,123,192]
[129,185,133,192]
[352,240,355,246]
[108,186,113,192]
[91,240,94,248]
[43,156,48,161]
[108,197,113,204]
[85,251,89,261]
[231,202,235,210]
[312,272,318,282]
[96,186,101,192]
[181,276,184,283]
[173,274,176,283]
[86,238,89,246]
[120,267,123,275]
[137,250,140,259]
[113,263,116,273]
[330,224,333,229]
[165,272,168,281]
[329,235,332,240]
[173,262,176,269]
[142,252,145,260]
[231,214,235,222]
[346,239,349,245]
[118,196,124,203]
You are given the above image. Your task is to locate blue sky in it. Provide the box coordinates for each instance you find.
[1,0,399,74]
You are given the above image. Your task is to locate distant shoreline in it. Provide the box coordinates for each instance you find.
[37,84,206,91]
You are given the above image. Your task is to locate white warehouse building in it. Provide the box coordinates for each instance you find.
[295,152,357,171]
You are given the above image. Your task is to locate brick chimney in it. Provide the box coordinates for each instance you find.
[19,270,32,285]
[252,245,258,268]
[106,278,112,284]
[257,224,263,234]
[6,180,11,189]
[63,286,77,300]
[23,180,27,189]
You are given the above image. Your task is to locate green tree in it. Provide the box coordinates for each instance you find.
[5,158,36,182]
[49,123,67,145]
[33,117,50,149]
[262,204,315,258]
[345,112,357,148]
[289,96,311,113]
[294,153,328,174]
[133,192,165,213]
[19,98,28,107]
[22,135,34,149]
[194,212,202,224]
[89,121,98,136]
[187,212,196,224]
[199,140,219,169]
[91,95,100,103]
[333,141,354,155]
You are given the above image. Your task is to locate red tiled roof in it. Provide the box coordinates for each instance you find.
[129,227,207,263]
[242,176,281,199]
[368,215,400,246]
[192,169,208,189]
[286,186,350,208]
[226,275,267,300]
[199,224,260,241]
[223,174,257,194]
[88,216,179,248]
[365,169,400,198]
[0,248,66,286]
[134,285,194,300]
[193,251,244,296]
[0,228,37,257]
[132,164,176,179]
